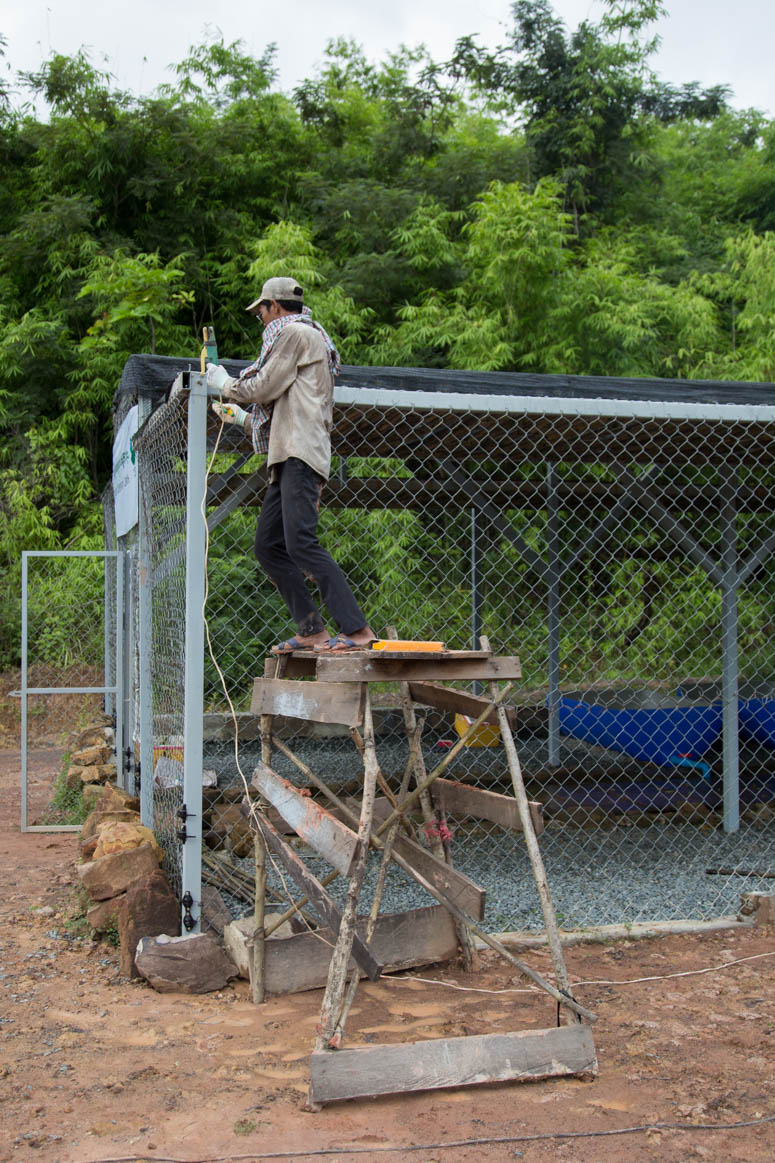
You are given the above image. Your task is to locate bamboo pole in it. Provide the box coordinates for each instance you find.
[313,689,381,1058]
[480,635,579,1024]
[329,720,423,1047]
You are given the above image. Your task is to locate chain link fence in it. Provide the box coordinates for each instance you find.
[133,394,190,892]
[125,367,775,933]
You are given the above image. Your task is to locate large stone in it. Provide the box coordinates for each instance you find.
[82,783,106,810]
[75,727,112,750]
[204,804,253,858]
[77,844,161,901]
[81,809,140,843]
[118,869,180,978]
[87,894,125,934]
[64,765,86,791]
[135,933,238,994]
[223,914,297,979]
[92,820,163,863]
[95,785,140,813]
[71,744,112,767]
[78,764,115,785]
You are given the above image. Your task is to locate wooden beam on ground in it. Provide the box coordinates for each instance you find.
[366,798,486,921]
[251,677,365,727]
[251,810,382,981]
[252,763,360,876]
[309,1023,597,1104]
[314,653,522,684]
[408,680,517,727]
[432,778,544,837]
[261,906,457,995]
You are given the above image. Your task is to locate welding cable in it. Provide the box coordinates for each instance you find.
[378,947,775,996]
[84,1109,775,1162]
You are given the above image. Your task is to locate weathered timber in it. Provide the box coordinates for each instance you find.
[251,677,365,727]
[481,634,577,1023]
[315,690,382,1051]
[314,653,522,683]
[309,1023,597,1104]
[432,777,544,837]
[262,906,458,995]
[408,680,517,727]
[330,712,426,1047]
[252,810,382,981]
[252,762,360,876]
[367,798,486,921]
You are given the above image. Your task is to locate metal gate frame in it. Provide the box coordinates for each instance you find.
[20,549,125,833]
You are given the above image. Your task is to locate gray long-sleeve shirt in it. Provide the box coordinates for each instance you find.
[226,323,333,481]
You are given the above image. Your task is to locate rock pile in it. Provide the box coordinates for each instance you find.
[73,720,242,994]
[64,717,118,787]
[77,776,180,979]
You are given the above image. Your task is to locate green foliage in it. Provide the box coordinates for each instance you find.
[41,755,89,826]
[0,18,774,678]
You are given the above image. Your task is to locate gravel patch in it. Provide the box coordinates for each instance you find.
[203,733,775,932]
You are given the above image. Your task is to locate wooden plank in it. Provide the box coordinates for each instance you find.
[314,654,522,684]
[262,906,458,994]
[408,680,517,727]
[367,799,486,921]
[251,677,364,727]
[309,1023,597,1103]
[432,777,544,837]
[251,763,360,875]
[253,810,383,982]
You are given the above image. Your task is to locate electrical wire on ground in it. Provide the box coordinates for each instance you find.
[380,947,775,995]
[81,1110,775,1163]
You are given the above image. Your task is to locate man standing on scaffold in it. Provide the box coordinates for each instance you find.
[206,276,376,656]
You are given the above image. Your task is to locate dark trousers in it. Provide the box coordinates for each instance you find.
[254,457,367,637]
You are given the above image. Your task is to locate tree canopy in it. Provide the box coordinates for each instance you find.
[1,0,774,665]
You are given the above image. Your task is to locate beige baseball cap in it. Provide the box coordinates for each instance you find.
[246,277,304,314]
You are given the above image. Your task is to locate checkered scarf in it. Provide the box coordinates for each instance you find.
[239,308,341,455]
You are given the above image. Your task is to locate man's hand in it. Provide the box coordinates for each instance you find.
[206,363,235,392]
[211,400,248,426]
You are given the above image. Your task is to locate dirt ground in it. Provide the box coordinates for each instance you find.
[2,745,775,1163]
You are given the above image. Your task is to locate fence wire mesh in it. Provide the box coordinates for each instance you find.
[134,396,190,892]
[129,383,775,933]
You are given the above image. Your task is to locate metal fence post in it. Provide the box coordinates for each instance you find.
[137,486,154,830]
[181,373,207,932]
[546,462,561,766]
[721,475,740,834]
[471,508,483,694]
[20,552,29,832]
[114,551,125,785]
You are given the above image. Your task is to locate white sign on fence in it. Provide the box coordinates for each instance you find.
[113,404,139,537]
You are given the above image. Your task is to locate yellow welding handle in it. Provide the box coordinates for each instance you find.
[371,640,445,652]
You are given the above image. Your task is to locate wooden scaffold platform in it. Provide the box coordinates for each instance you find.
[242,634,597,1108]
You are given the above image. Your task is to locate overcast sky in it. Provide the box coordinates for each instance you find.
[3,0,772,116]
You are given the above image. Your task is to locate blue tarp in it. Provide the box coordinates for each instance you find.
[558,697,723,766]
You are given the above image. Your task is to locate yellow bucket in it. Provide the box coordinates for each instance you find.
[454,713,501,748]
